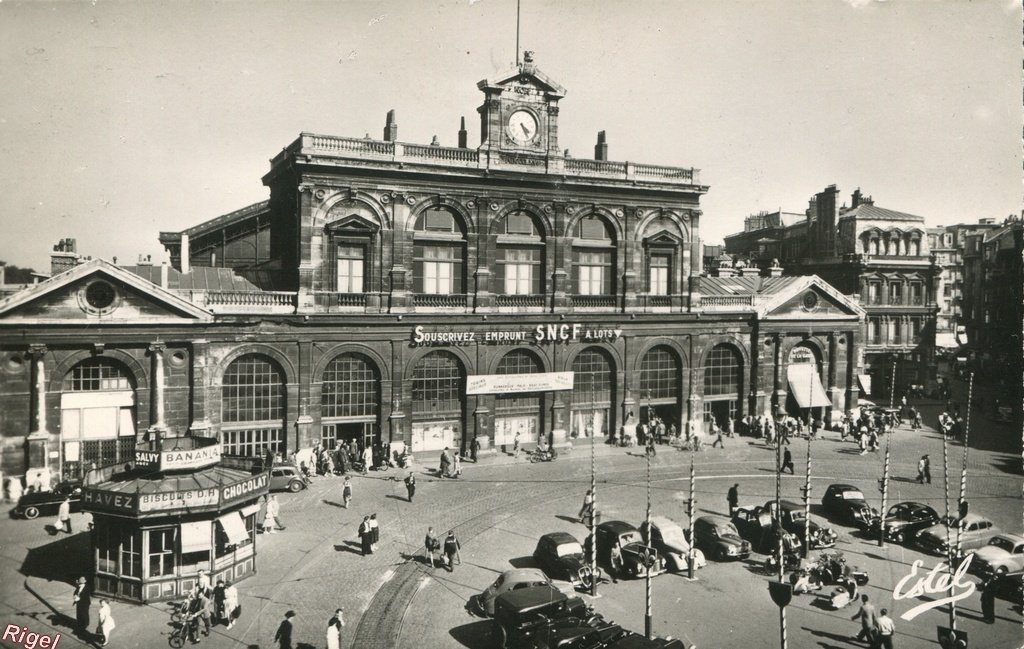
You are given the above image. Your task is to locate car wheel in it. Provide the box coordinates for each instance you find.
[23,506,39,520]
[288,481,303,493]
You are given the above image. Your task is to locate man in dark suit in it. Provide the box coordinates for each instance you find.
[72,576,90,637]
[274,610,296,649]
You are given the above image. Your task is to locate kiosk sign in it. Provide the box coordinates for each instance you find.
[135,444,222,471]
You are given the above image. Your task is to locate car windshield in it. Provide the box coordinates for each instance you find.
[659,527,688,546]
[556,542,584,558]
[788,510,805,521]
[842,491,865,500]
[619,531,642,545]
[719,523,739,536]
[988,537,1015,553]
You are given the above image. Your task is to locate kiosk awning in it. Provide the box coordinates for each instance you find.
[180,520,212,553]
[239,503,260,518]
[857,374,872,396]
[217,511,249,545]
[787,364,831,409]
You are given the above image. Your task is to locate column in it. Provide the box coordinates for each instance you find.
[148,343,167,433]
[827,331,841,424]
[189,340,212,435]
[773,335,786,416]
[29,345,48,435]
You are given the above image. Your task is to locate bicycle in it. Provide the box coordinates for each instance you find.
[167,612,196,649]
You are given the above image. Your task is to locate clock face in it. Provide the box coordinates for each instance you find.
[507,110,538,145]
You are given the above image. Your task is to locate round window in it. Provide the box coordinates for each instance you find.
[802,291,819,310]
[85,281,117,310]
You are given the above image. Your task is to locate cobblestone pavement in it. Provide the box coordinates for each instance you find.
[0,399,1019,649]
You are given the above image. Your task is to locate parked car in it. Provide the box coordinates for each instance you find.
[478,568,568,617]
[866,501,941,545]
[589,521,666,579]
[692,515,751,561]
[763,500,838,550]
[970,534,1024,577]
[533,532,600,589]
[602,631,687,649]
[731,505,801,556]
[821,483,878,528]
[12,481,83,519]
[990,571,1024,605]
[491,584,622,649]
[268,465,310,492]
[916,514,1001,556]
[640,515,706,572]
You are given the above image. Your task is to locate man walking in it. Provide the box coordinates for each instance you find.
[851,594,877,644]
[711,421,725,448]
[342,476,353,508]
[273,610,296,649]
[513,433,521,459]
[72,576,90,637]
[727,484,739,516]
[980,577,997,623]
[782,448,795,474]
[443,530,461,572]
[404,472,416,502]
[424,527,440,568]
[358,516,372,555]
[578,489,594,524]
[875,608,895,649]
[57,496,72,534]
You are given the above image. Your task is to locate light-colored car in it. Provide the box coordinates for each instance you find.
[970,534,1024,577]
[477,568,574,617]
[640,515,706,572]
[915,513,1001,556]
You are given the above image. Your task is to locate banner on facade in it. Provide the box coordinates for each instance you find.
[135,443,222,471]
[466,371,574,395]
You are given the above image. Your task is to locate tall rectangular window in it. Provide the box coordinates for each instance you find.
[576,251,611,295]
[648,254,670,295]
[414,244,462,294]
[889,283,902,305]
[148,528,176,577]
[888,319,901,344]
[868,283,880,305]
[910,283,923,305]
[868,318,881,344]
[499,248,541,295]
[336,245,365,293]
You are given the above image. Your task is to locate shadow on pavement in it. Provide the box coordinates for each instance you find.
[802,626,857,648]
[553,514,580,525]
[508,555,539,569]
[449,619,494,649]
[20,531,91,582]
[321,499,347,509]
[334,541,363,555]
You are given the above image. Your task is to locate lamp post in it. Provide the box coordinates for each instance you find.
[687,450,696,579]
[589,413,598,597]
[644,441,653,640]
[950,371,975,633]
[775,432,787,649]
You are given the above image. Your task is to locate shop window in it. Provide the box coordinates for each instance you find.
[119,526,142,578]
[148,528,176,578]
[97,525,119,574]
[335,245,365,293]
[647,253,671,295]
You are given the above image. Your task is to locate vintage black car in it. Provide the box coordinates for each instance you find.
[866,501,941,545]
[821,484,878,528]
[764,499,838,550]
[692,515,751,561]
[492,584,624,649]
[731,506,801,555]
[534,531,598,589]
[990,571,1024,606]
[11,481,83,520]
[588,521,666,579]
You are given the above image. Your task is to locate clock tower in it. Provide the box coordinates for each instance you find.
[477,51,566,156]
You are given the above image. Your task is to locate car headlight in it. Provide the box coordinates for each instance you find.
[726,546,737,554]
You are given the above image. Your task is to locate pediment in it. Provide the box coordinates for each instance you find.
[758,277,865,321]
[0,260,213,325]
[478,62,567,98]
[326,214,379,234]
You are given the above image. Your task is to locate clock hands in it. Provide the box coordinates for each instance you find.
[520,123,531,137]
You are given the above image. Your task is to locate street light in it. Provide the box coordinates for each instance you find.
[589,412,598,597]
[950,371,976,634]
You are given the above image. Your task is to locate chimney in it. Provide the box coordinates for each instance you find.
[50,237,81,276]
[180,233,191,273]
[430,135,440,147]
[851,188,862,208]
[594,131,608,161]
[766,259,784,278]
[160,262,169,288]
[457,116,468,148]
[383,109,398,142]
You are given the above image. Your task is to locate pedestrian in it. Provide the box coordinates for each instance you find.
[727,484,739,516]
[342,476,353,508]
[265,495,282,533]
[97,598,115,647]
[646,433,657,457]
[443,529,461,572]
[273,610,296,649]
[513,432,521,459]
[404,472,416,502]
[471,436,481,462]
[223,580,240,630]
[875,608,895,649]
[578,489,594,523]
[851,594,877,644]
[782,448,794,474]
[980,577,996,623]
[424,526,440,567]
[196,568,211,594]
[213,579,226,626]
[73,576,90,637]
[189,584,212,639]
[369,513,379,551]
[711,421,725,448]
[439,447,452,477]
[57,496,72,534]
[326,608,345,649]
[358,516,372,555]
[452,451,462,478]
[609,541,623,583]
[362,445,373,473]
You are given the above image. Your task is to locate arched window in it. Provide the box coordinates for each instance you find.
[639,346,682,426]
[221,354,285,456]
[703,344,742,426]
[494,351,544,446]
[572,216,615,296]
[413,208,466,295]
[868,237,879,255]
[321,353,380,450]
[571,348,615,438]
[411,351,465,452]
[496,212,544,296]
[61,358,137,478]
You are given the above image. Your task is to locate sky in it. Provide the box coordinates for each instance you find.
[0,0,1020,273]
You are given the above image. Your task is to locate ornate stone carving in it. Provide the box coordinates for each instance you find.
[489,202,500,211]
[314,189,326,202]
[615,209,624,218]
[544,205,553,214]
[566,206,576,215]
[465,200,476,209]
[405,196,416,206]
